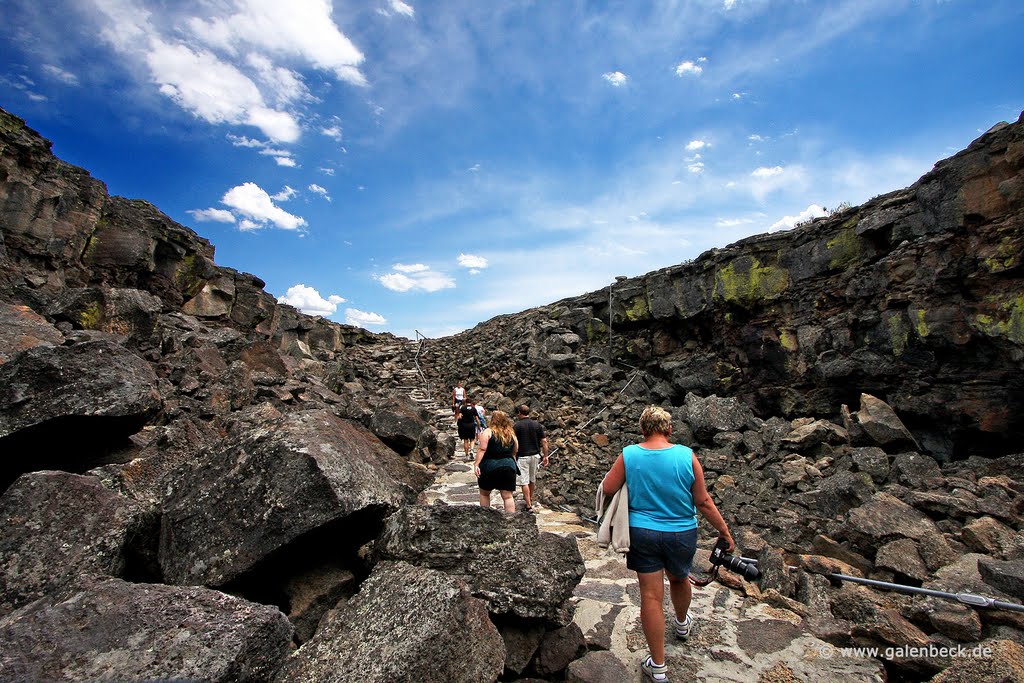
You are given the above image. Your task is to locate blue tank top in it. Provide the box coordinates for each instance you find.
[623,443,698,532]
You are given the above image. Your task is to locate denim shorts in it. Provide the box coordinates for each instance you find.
[626,526,698,577]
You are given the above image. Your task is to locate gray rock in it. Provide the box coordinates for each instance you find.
[370,504,585,623]
[681,392,759,440]
[564,650,630,683]
[283,563,357,644]
[0,576,292,683]
[850,446,890,483]
[0,471,144,616]
[160,409,426,586]
[531,622,586,676]
[875,538,929,582]
[277,561,505,683]
[838,493,958,569]
[496,620,545,675]
[978,558,1024,600]
[889,452,943,488]
[853,394,918,449]
[929,639,1024,683]
[0,337,160,438]
[370,395,428,456]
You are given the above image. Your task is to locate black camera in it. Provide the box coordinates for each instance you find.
[710,537,760,581]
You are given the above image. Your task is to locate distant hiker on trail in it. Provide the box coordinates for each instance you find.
[452,382,466,413]
[601,405,734,683]
[456,397,481,460]
[474,410,519,513]
[474,402,487,441]
[513,404,548,512]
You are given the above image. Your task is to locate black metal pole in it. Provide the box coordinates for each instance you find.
[829,573,1024,613]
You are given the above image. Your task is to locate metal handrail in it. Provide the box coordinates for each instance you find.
[413,330,432,396]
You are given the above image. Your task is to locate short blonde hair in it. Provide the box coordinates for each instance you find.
[639,405,672,437]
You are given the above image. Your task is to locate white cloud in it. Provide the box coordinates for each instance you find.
[458,253,488,269]
[246,53,308,105]
[724,0,738,9]
[227,134,265,148]
[675,60,704,76]
[748,134,765,142]
[393,263,429,273]
[468,163,481,173]
[319,167,336,176]
[308,183,330,200]
[387,0,415,18]
[42,64,79,85]
[716,217,754,228]
[346,308,388,327]
[769,204,827,231]
[238,218,261,231]
[751,166,784,178]
[221,182,307,230]
[687,162,705,174]
[377,267,455,292]
[278,283,346,316]
[187,0,367,86]
[188,208,236,223]
[321,125,342,140]
[602,71,628,87]
[274,156,297,167]
[272,186,297,201]
[685,139,706,151]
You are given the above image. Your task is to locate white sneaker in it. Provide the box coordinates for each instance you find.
[641,655,669,682]
[674,613,693,641]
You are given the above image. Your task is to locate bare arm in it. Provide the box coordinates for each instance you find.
[602,453,625,496]
[541,437,550,466]
[512,435,519,459]
[474,430,489,476]
[691,454,734,551]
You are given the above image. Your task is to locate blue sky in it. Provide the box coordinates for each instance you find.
[2,1,1022,339]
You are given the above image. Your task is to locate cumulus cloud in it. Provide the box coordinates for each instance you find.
[687,162,705,174]
[321,125,342,140]
[602,71,628,87]
[675,57,706,76]
[346,308,388,327]
[188,208,236,223]
[377,265,455,292]
[686,139,706,151]
[308,183,330,200]
[89,0,367,143]
[724,0,738,9]
[277,283,346,316]
[187,0,367,86]
[458,253,488,269]
[221,182,307,230]
[769,204,827,231]
[274,156,297,167]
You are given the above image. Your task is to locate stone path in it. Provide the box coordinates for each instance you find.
[401,342,884,682]
[421,459,886,682]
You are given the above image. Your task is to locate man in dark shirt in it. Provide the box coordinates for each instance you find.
[513,404,549,511]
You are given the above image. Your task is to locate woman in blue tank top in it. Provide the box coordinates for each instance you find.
[602,406,734,683]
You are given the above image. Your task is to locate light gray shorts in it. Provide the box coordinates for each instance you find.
[516,454,541,486]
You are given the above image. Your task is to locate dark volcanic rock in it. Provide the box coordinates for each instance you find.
[0,338,161,489]
[0,576,292,683]
[370,504,586,623]
[160,409,427,587]
[0,303,63,366]
[0,471,144,616]
[276,561,505,683]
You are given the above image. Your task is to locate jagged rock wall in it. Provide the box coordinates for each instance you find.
[424,113,1024,465]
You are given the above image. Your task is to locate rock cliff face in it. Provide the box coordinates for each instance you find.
[427,114,1024,463]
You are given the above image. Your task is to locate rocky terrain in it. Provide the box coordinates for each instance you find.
[1,102,1023,683]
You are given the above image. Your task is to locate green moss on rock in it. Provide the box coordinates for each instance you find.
[623,294,651,322]
[972,293,1024,343]
[826,227,862,270]
[714,257,789,305]
[79,302,103,330]
[886,312,909,356]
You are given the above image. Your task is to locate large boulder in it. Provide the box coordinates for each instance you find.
[0,303,63,366]
[0,338,161,488]
[370,504,585,623]
[159,409,428,587]
[276,561,505,683]
[851,394,918,450]
[0,471,144,616]
[0,577,292,683]
[680,392,760,441]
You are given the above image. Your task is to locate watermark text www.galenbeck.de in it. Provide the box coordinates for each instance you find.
[814,643,994,660]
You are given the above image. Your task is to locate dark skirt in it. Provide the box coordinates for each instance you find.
[458,423,476,440]
[478,460,517,492]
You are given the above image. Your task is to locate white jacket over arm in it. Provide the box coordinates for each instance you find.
[595,482,630,553]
